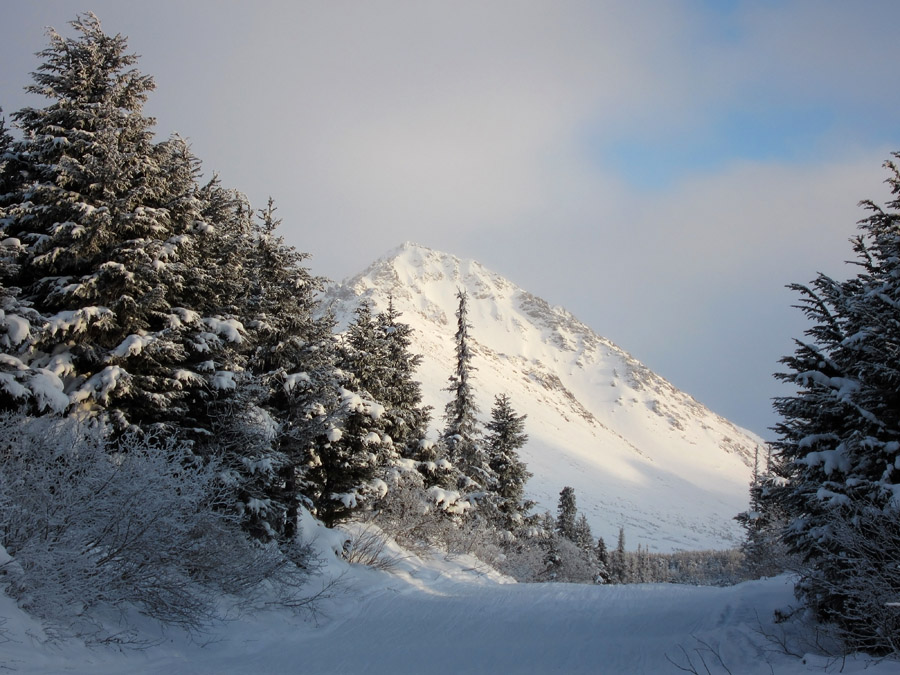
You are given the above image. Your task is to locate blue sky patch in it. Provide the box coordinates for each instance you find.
[595,105,838,190]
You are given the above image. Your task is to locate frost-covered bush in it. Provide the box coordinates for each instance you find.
[339,522,402,572]
[497,538,551,583]
[367,473,441,552]
[0,413,314,635]
[435,516,505,567]
[358,471,505,571]
[365,471,469,550]
[537,535,601,584]
[799,503,900,656]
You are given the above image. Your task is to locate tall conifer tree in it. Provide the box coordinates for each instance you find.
[377,297,431,455]
[768,154,900,651]
[442,289,487,487]
[556,486,578,541]
[485,393,532,529]
[0,15,246,430]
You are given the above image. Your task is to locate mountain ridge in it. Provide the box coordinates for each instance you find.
[321,242,762,552]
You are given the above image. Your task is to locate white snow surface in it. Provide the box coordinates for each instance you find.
[1,312,30,346]
[1,530,893,675]
[321,242,766,552]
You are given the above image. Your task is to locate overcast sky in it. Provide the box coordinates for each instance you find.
[2,1,898,439]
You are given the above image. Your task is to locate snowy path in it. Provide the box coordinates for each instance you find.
[130,573,794,675]
[4,548,896,675]
[285,582,766,675]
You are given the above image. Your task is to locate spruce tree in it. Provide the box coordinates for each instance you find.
[442,288,487,488]
[376,297,432,456]
[735,445,789,578]
[0,15,246,431]
[0,111,42,380]
[573,513,594,554]
[301,386,387,527]
[607,526,628,583]
[485,393,533,530]
[0,110,10,177]
[768,154,900,652]
[336,298,439,509]
[556,486,578,541]
[193,196,333,541]
[340,301,383,397]
[596,536,609,565]
[303,300,404,527]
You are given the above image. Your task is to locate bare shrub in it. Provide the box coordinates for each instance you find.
[0,413,316,636]
[497,537,550,583]
[798,503,900,656]
[340,522,403,572]
[434,516,504,569]
[366,472,455,553]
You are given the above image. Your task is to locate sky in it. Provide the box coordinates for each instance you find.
[1,1,898,439]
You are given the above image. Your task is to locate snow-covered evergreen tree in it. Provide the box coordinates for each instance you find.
[199,196,361,538]
[226,199,340,539]
[0,15,247,431]
[607,526,628,583]
[340,301,383,396]
[442,289,487,489]
[376,297,432,456]
[735,445,790,579]
[301,386,390,527]
[0,110,44,390]
[485,393,533,530]
[0,110,10,176]
[594,536,610,582]
[596,536,609,567]
[573,513,594,555]
[768,154,900,653]
[556,486,578,541]
[299,300,406,528]
[331,298,442,524]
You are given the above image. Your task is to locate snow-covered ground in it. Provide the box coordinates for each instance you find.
[2,521,895,674]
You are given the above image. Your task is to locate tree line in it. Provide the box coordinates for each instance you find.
[0,14,538,635]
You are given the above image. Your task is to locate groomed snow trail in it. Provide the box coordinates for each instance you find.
[129,572,794,675]
[4,530,895,675]
[5,568,897,674]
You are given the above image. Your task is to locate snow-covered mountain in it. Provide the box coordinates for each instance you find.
[321,242,764,552]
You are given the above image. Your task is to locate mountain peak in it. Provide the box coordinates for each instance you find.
[323,245,762,552]
[381,240,435,259]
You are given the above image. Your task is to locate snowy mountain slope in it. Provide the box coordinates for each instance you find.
[321,242,765,552]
